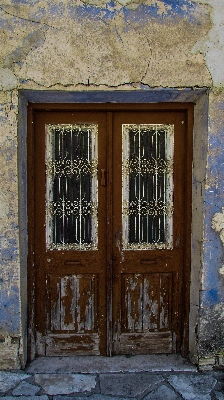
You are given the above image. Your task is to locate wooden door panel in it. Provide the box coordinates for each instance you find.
[114,332,173,354]
[115,272,173,354]
[112,110,186,354]
[28,104,192,358]
[121,273,173,333]
[46,273,100,355]
[33,110,107,356]
[47,274,98,332]
[45,333,100,356]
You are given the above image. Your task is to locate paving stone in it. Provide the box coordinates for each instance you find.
[144,384,182,399]
[12,381,40,396]
[100,373,164,397]
[168,374,217,400]
[54,396,133,400]
[3,397,48,400]
[86,396,134,400]
[0,372,30,393]
[215,392,224,400]
[34,373,96,395]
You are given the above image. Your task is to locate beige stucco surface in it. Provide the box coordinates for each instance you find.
[0,0,224,369]
[0,0,213,89]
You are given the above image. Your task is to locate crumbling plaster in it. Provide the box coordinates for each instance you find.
[0,0,224,369]
[212,208,224,253]
[0,90,22,368]
[0,0,213,88]
[193,0,224,88]
[197,89,224,368]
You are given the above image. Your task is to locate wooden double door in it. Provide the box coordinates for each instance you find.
[28,104,192,358]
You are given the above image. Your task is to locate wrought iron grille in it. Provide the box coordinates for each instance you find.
[46,124,98,250]
[122,124,174,250]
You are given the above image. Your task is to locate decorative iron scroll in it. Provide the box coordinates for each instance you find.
[46,124,98,251]
[122,124,174,250]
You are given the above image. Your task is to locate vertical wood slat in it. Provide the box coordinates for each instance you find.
[122,273,172,333]
[182,106,194,356]
[143,273,160,331]
[106,112,113,356]
[27,106,36,360]
[159,273,172,330]
[122,274,143,333]
[48,274,98,333]
[49,275,61,331]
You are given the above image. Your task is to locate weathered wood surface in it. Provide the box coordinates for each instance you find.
[45,334,100,356]
[31,109,107,356]
[28,105,192,358]
[48,274,98,332]
[114,332,173,354]
[121,273,172,333]
[112,110,189,355]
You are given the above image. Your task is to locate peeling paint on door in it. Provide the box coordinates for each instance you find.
[0,0,224,370]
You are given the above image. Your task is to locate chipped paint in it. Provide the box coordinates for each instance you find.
[193,0,224,87]
[198,303,224,362]
[212,207,224,246]
[0,0,212,88]
[0,335,21,369]
[123,274,171,333]
[50,275,96,333]
[0,69,18,91]
[0,0,224,369]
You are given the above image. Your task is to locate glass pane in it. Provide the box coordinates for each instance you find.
[122,124,174,250]
[46,124,98,250]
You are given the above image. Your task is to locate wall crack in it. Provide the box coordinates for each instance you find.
[0,6,55,29]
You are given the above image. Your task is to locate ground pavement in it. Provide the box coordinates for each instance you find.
[0,355,224,400]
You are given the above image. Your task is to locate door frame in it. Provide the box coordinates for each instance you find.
[26,102,193,360]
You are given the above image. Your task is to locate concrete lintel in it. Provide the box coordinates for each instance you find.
[19,88,208,104]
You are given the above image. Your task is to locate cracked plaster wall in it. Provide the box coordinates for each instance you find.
[0,0,224,369]
[197,89,224,369]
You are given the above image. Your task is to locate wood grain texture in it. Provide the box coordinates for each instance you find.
[45,334,100,356]
[114,332,173,354]
[47,274,98,332]
[121,273,172,333]
[112,110,189,355]
[27,104,192,358]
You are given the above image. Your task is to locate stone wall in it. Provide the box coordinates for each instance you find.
[0,0,224,369]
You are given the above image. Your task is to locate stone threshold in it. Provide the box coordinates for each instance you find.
[26,354,197,374]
